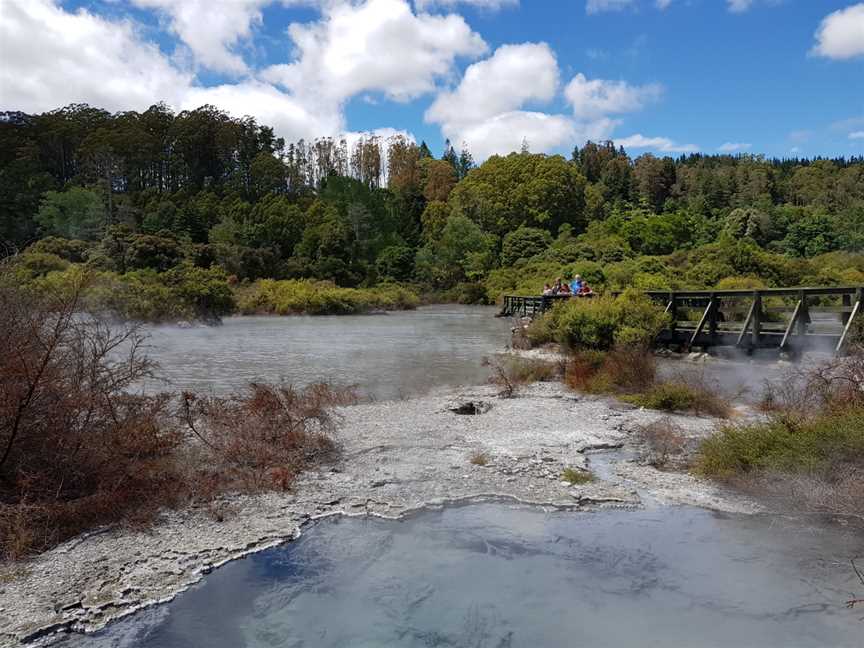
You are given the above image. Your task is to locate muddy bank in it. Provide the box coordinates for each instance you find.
[0,382,756,646]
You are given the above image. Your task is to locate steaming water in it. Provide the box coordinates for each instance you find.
[136,305,511,399]
[56,504,863,648]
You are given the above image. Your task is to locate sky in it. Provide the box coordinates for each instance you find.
[0,0,862,160]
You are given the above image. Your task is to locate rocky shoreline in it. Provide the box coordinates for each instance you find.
[0,382,757,646]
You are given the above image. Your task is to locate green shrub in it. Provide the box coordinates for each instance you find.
[236,279,418,315]
[500,227,552,266]
[625,382,730,418]
[529,289,669,351]
[697,407,864,478]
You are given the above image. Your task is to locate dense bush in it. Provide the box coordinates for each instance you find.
[236,279,418,315]
[500,227,553,266]
[528,290,669,350]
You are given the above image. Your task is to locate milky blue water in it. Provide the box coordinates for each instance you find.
[57,504,863,648]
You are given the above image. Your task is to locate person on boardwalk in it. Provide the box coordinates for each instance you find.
[570,275,583,294]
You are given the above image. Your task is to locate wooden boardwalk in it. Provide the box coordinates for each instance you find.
[499,287,864,355]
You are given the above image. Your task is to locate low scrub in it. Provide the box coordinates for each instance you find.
[236,279,419,315]
[698,407,864,477]
[625,382,731,418]
[564,347,730,417]
[697,353,864,518]
[564,346,657,394]
[527,289,669,351]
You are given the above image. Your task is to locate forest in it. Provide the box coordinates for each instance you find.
[1,102,863,319]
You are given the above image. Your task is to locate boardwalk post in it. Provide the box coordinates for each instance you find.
[667,291,677,338]
[708,293,719,340]
[751,292,762,350]
[837,287,863,355]
[688,296,715,351]
[797,290,809,337]
[780,300,802,351]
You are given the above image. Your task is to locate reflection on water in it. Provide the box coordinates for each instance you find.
[136,305,512,400]
[58,505,862,648]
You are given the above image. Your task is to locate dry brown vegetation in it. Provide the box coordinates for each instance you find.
[469,451,488,466]
[563,346,730,418]
[637,418,688,469]
[484,354,563,398]
[0,273,352,559]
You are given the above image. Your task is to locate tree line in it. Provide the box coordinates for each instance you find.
[2,102,863,313]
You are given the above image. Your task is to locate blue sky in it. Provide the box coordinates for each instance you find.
[2,0,862,159]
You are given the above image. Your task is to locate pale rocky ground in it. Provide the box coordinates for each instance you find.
[0,381,757,647]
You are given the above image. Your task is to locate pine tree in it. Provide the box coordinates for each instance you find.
[457,144,474,180]
[442,139,458,171]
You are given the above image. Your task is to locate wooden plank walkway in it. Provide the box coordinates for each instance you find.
[498,287,864,356]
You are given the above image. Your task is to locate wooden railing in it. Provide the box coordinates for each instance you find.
[498,286,864,355]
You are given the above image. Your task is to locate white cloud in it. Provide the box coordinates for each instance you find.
[564,74,663,119]
[718,142,752,153]
[181,81,344,142]
[263,0,486,105]
[727,0,753,13]
[0,0,474,144]
[414,0,518,10]
[426,43,559,128]
[453,111,577,160]
[586,0,636,14]
[425,43,579,158]
[131,0,270,74]
[811,3,864,60]
[615,133,699,153]
[850,131,864,140]
[0,0,192,113]
[655,0,673,9]
[426,42,668,159]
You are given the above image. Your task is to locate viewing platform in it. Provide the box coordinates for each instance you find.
[499,287,864,356]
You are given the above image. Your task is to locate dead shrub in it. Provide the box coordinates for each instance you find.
[179,382,356,492]
[484,355,563,398]
[638,418,687,469]
[725,463,863,520]
[0,275,185,558]
[469,451,488,466]
[0,271,355,560]
[760,352,864,419]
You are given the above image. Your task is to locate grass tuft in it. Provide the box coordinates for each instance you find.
[469,451,489,466]
[625,382,731,418]
[561,467,594,485]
